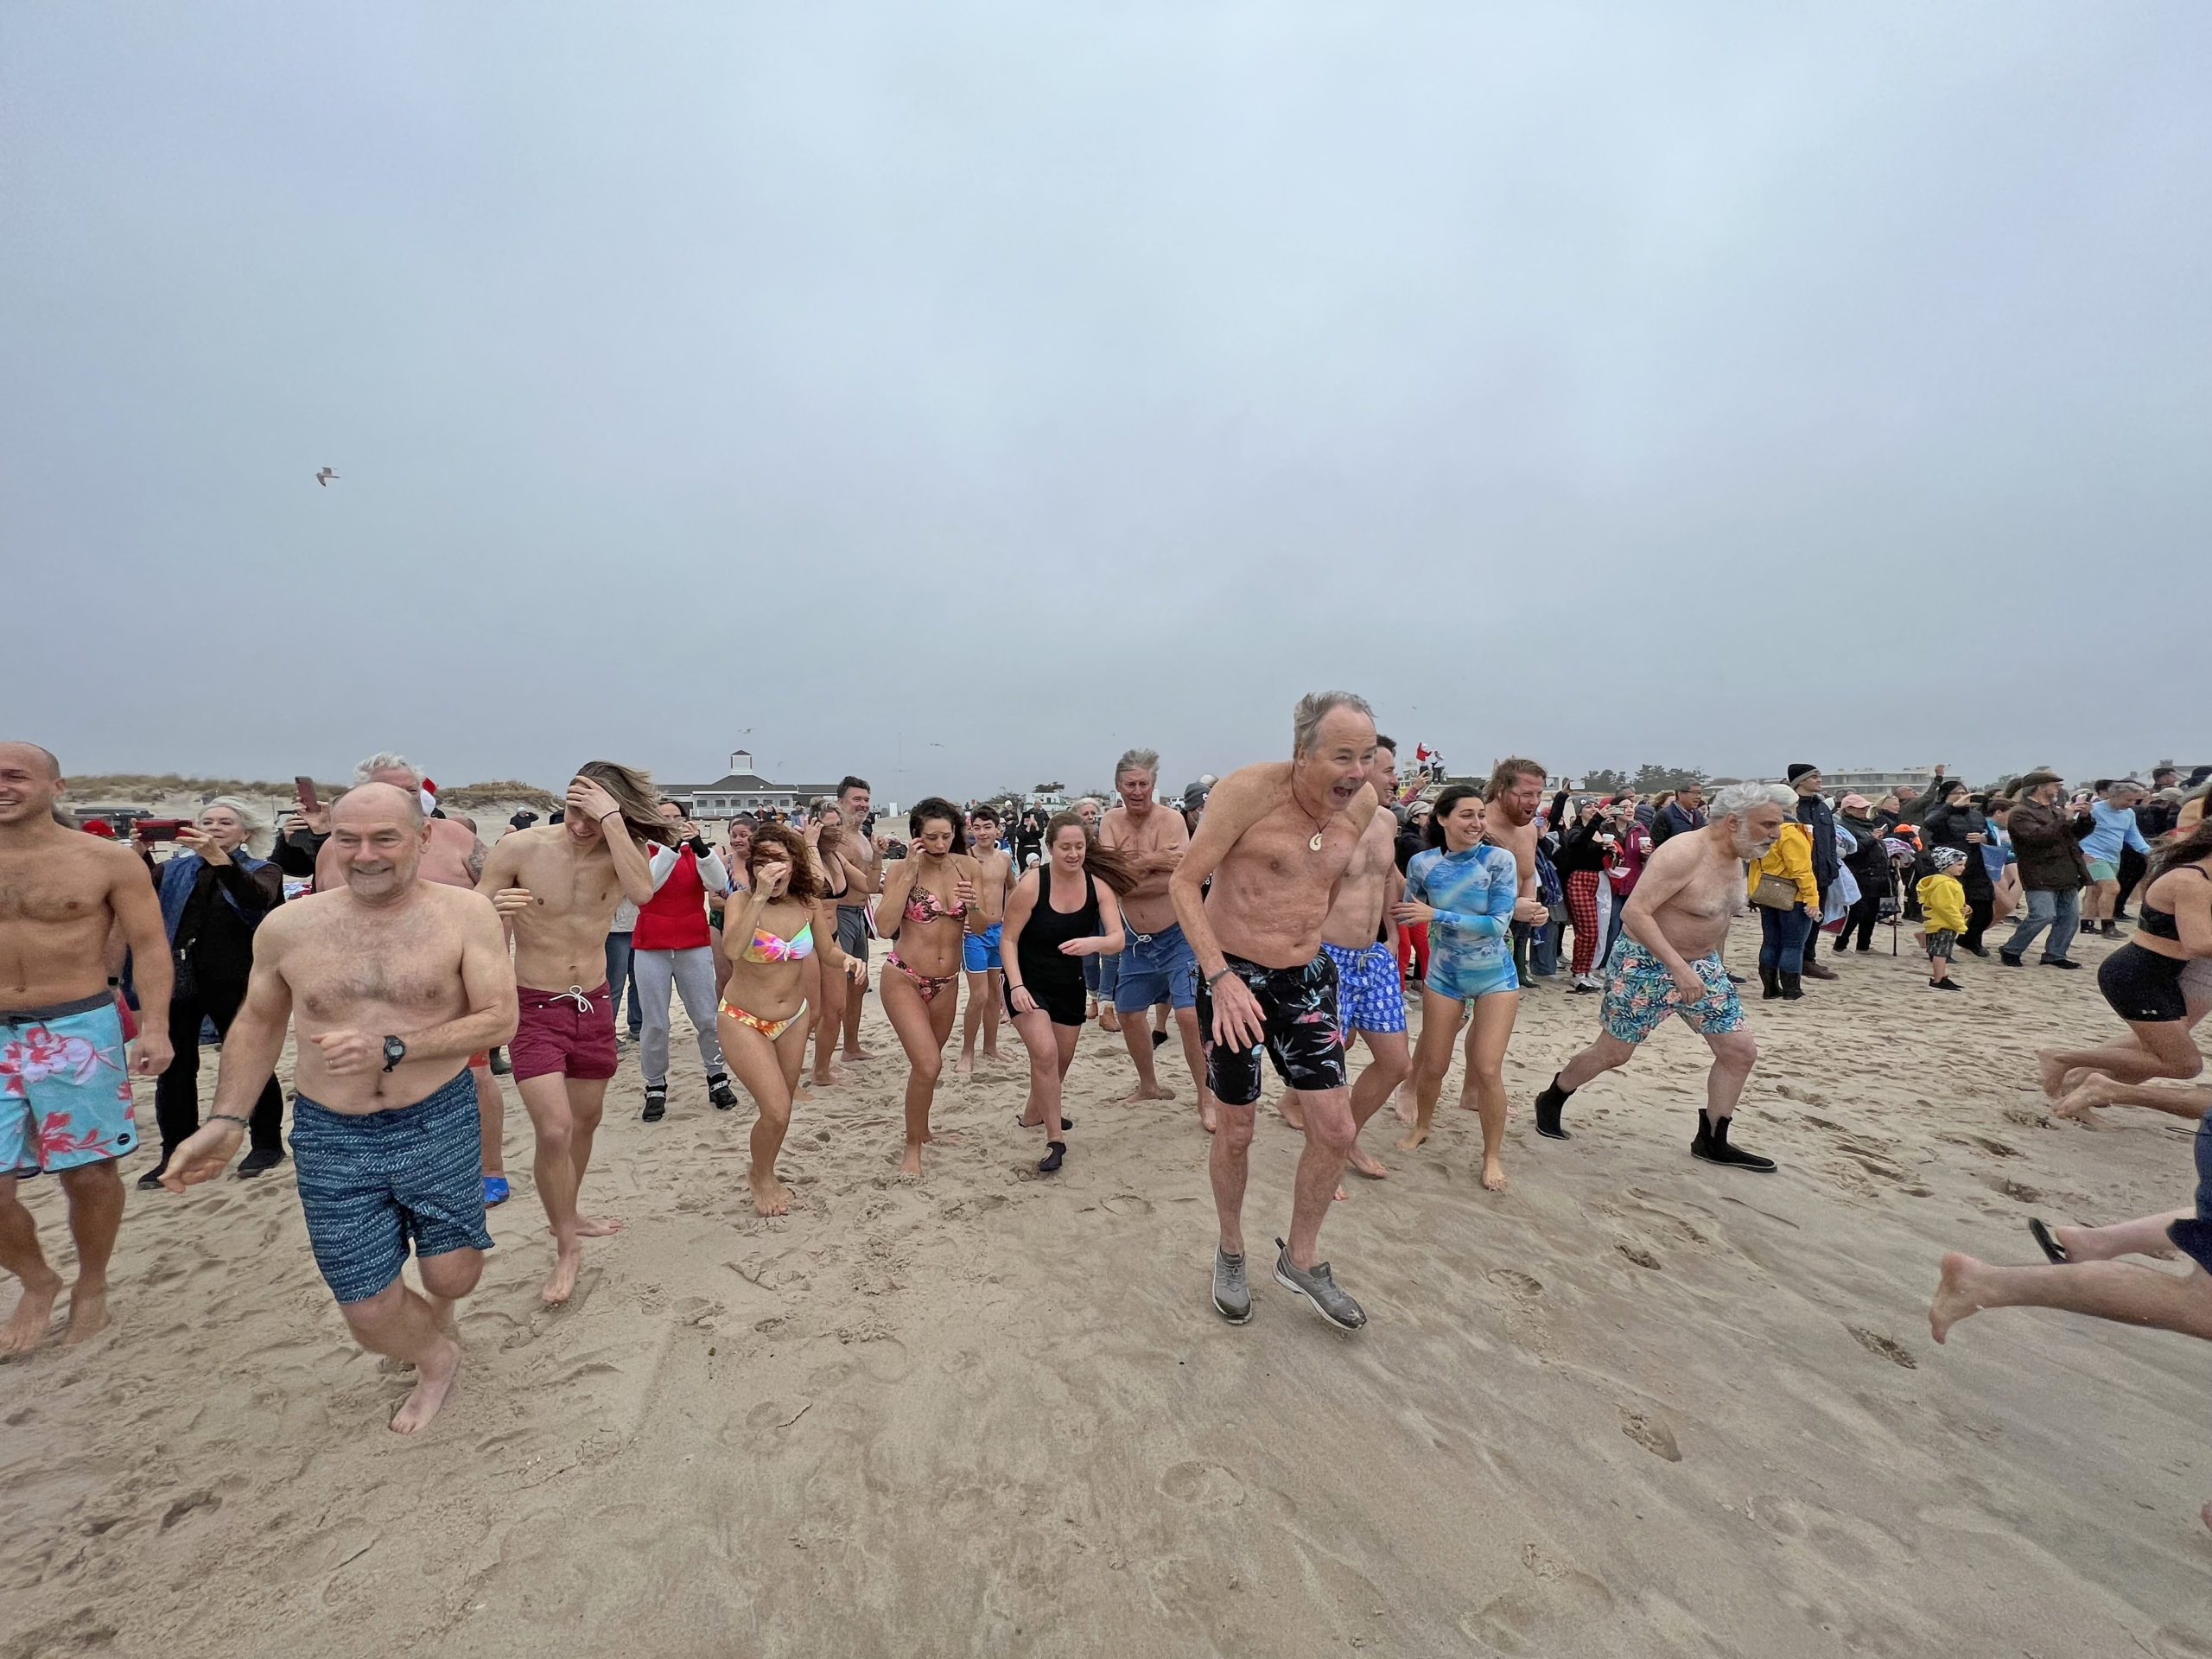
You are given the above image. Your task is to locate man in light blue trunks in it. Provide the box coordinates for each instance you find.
[1101,748,1217,1128]
[162,782,518,1433]
[1531,783,1794,1173]
[0,741,175,1354]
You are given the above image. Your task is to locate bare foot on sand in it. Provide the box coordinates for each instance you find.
[1119,1083,1176,1105]
[1347,1146,1389,1180]
[749,1169,794,1216]
[61,1283,111,1345]
[1481,1155,1507,1192]
[1200,1099,1218,1135]
[1395,1125,1430,1153]
[574,1215,625,1237]
[2035,1051,2070,1098]
[2052,1077,2117,1122]
[1276,1096,1307,1131]
[956,1054,975,1079]
[814,1064,846,1087]
[1457,1091,1480,1113]
[1332,1185,1349,1202]
[1099,1009,1122,1033]
[841,1047,874,1064]
[390,1337,461,1433]
[1392,1087,1416,1127]
[0,1274,61,1356]
[541,1243,583,1306]
[899,1143,925,1177]
[1928,1252,1987,1344]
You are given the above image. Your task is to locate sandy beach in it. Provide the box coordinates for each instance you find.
[4,912,2207,1657]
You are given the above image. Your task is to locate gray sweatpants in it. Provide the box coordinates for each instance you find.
[633,945,724,1088]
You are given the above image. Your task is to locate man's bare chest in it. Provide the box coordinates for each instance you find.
[514,849,620,919]
[289,918,462,1019]
[0,855,111,927]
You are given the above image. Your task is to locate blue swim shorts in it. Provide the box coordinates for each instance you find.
[1114,920,1198,1014]
[290,1068,493,1305]
[963,921,1004,974]
[1599,938,1746,1046]
[1321,941,1407,1034]
[1422,954,1519,1007]
[2169,1115,2212,1276]
[0,992,140,1177]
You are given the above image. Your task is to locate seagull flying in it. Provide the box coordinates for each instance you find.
[315,467,338,486]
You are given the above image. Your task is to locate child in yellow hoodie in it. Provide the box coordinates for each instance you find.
[1917,847,1968,992]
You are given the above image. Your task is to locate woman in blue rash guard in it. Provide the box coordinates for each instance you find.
[1391,784,1525,1191]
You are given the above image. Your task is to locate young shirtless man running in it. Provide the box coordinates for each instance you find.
[0,742,172,1352]
[956,804,1014,1078]
[1280,735,1408,1192]
[1531,782,1791,1172]
[1101,749,1217,1129]
[476,763,668,1303]
[826,777,882,1065]
[162,782,516,1431]
[1173,694,1380,1330]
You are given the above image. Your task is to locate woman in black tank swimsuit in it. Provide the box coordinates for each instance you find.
[2037,826,2212,1103]
[1001,813,1135,1172]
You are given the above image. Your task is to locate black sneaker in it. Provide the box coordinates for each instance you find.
[2040,957,2082,970]
[708,1074,739,1111]
[642,1085,668,1122]
[1533,1074,1573,1141]
[1928,978,1962,992]
[236,1147,284,1177]
[136,1154,172,1192]
[1999,950,2024,967]
[487,1046,512,1076]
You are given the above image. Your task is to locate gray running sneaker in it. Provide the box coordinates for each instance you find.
[1273,1237,1366,1331]
[1211,1248,1252,1324]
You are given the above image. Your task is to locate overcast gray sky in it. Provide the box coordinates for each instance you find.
[6,3,2206,799]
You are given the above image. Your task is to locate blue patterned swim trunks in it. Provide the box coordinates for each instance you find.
[1321,941,1407,1034]
[1600,938,1747,1046]
[290,1068,493,1305]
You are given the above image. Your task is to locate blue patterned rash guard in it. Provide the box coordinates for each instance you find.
[1404,842,1519,988]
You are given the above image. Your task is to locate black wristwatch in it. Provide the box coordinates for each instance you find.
[382,1035,407,1072]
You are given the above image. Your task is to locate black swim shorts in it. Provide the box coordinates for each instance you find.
[1195,950,1347,1108]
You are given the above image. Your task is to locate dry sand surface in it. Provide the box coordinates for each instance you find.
[5,915,2209,1657]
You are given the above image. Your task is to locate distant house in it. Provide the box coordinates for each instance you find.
[661,751,844,820]
[1823,766,1939,797]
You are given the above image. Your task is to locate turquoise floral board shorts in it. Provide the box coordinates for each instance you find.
[0,993,140,1177]
[1600,939,1746,1046]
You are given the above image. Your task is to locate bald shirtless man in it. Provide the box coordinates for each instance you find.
[1281,735,1408,1190]
[0,742,172,1352]
[305,753,513,1205]
[1174,694,1380,1331]
[477,763,666,1303]
[1102,749,1217,1130]
[1531,782,1790,1172]
[162,783,516,1432]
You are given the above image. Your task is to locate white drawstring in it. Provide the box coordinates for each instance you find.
[556,985,594,1013]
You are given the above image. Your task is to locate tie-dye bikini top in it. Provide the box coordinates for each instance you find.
[743,921,813,964]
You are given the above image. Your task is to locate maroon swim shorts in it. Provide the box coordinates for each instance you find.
[509,984,618,1083]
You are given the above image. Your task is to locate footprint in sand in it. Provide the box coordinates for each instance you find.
[1102,1194,1154,1217]
[1618,1408,1681,1462]
[271,1517,378,1582]
[160,1490,219,1530]
[1487,1268,1543,1303]
[1460,1567,1616,1654]
[1615,1243,1662,1271]
[1158,1460,1246,1508]
[1847,1325,1917,1369]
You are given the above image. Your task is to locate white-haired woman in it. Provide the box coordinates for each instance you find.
[135,797,288,1185]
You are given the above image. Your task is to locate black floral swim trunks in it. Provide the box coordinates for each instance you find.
[1195,951,1348,1107]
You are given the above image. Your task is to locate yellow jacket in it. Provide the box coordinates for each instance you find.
[1748,822,1821,910]
[1916,873,1967,936]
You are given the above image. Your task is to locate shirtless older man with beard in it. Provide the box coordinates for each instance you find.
[1102,749,1217,1129]
[1174,693,1381,1331]
[162,782,516,1432]
[303,753,513,1206]
[476,763,667,1303]
[0,742,172,1353]
[1279,735,1407,1192]
[1530,782,1792,1172]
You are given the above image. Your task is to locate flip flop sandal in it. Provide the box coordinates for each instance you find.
[2027,1217,2070,1264]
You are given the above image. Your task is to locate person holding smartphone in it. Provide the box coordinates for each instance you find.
[137,798,288,1184]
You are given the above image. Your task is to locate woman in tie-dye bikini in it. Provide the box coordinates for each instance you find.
[715,823,866,1217]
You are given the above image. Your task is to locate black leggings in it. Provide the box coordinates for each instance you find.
[156,977,286,1154]
[1841,889,1883,950]
[1963,893,1994,952]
